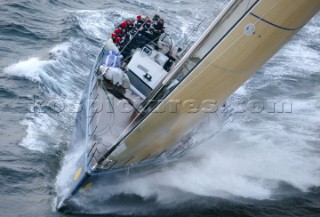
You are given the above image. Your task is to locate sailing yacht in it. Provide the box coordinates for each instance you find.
[57,0,320,211]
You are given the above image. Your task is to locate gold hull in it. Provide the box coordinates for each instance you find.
[107,0,320,166]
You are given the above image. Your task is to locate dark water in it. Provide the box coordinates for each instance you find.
[0,0,319,216]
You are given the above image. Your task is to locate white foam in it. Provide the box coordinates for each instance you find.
[74,11,117,40]
[4,57,53,83]
[49,42,71,58]
[3,42,72,83]
[234,85,248,96]
[100,114,320,203]
[55,142,87,199]
[12,41,86,153]
[19,113,59,152]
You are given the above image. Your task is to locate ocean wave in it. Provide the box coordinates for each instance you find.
[0,88,17,98]
[4,40,87,152]
[4,57,53,83]
[0,23,44,40]
[20,112,59,152]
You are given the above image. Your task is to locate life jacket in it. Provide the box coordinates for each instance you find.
[114,37,122,44]
[114,28,122,35]
[120,21,127,29]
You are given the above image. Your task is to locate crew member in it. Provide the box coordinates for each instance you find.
[111,33,118,42]
[118,20,128,35]
[163,48,180,72]
[136,15,143,25]
[152,18,165,42]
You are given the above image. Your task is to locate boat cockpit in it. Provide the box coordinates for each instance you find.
[94,15,183,112]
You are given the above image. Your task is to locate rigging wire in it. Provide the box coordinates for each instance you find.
[177,16,208,54]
